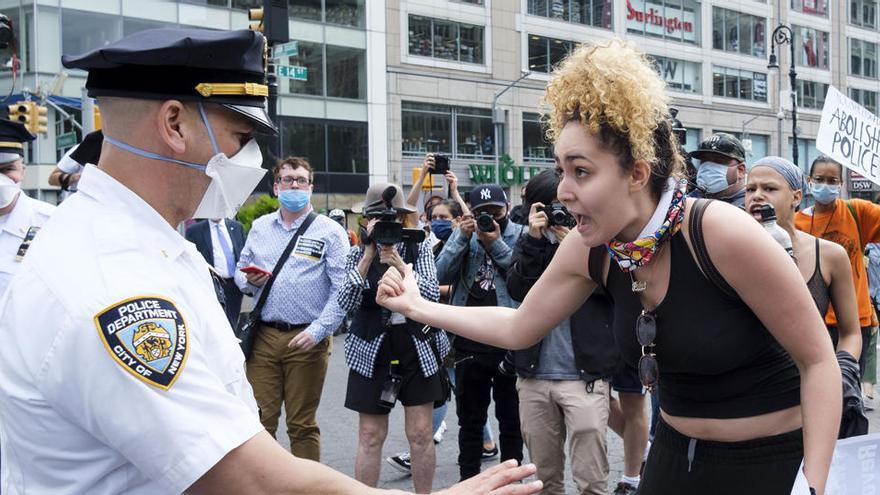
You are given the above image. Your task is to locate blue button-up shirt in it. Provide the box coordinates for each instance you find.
[235,207,349,342]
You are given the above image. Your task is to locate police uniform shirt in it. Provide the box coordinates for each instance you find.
[0,165,263,494]
[0,193,54,296]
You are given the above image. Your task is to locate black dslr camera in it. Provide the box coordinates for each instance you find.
[540,202,576,228]
[363,186,426,246]
[476,211,496,233]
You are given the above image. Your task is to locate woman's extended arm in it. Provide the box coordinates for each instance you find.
[823,239,863,359]
[696,200,840,495]
[377,230,595,350]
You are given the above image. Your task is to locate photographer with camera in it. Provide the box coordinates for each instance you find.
[507,169,619,495]
[337,183,449,494]
[434,183,526,481]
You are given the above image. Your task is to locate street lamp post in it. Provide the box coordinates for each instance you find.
[768,24,798,169]
[493,71,531,183]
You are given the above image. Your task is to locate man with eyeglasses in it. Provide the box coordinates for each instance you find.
[234,156,350,461]
[690,132,748,208]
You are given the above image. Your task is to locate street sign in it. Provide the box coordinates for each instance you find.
[277,65,308,81]
[272,41,299,59]
[56,132,77,149]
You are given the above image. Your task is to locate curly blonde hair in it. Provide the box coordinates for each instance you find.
[541,38,684,192]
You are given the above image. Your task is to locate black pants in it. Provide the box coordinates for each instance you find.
[640,418,804,494]
[454,352,523,480]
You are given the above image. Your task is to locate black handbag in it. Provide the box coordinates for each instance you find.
[236,212,317,359]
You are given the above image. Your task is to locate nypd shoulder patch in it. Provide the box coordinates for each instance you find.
[94,296,190,391]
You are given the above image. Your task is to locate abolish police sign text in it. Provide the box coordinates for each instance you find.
[817,86,880,186]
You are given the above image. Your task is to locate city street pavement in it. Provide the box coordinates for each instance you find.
[272,334,880,493]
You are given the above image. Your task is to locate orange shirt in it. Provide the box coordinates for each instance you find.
[795,198,880,327]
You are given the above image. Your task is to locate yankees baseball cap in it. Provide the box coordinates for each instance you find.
[469,183,508,210]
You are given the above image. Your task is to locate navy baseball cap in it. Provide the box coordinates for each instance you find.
[690,133,746,163]
[61,28,277,134]
[469,184,508,210]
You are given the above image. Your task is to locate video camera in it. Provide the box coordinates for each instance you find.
[540,202,576,228]
[363,186,426,246]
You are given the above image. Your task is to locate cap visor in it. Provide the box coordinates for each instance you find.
[690,150,742,163]
[223,104,278,135]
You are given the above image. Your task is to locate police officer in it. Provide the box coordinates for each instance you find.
[0,27,540,495]
[0,118,54,296]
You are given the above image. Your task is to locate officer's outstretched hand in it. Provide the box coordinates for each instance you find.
[376,263,421,317]
[436,460,542,495]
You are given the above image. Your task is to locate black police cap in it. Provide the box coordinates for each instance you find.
[61,28,277,134]
[690,132,746,163]
[0,118,34,158]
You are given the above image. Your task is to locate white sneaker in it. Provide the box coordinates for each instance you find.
[433,420,447,444]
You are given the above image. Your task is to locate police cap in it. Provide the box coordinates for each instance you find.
[0,118,34,163]
[61,28,277,134]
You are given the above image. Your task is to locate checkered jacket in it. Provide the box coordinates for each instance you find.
[338,240,448,378]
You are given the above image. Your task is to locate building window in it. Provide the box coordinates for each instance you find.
[279,117,369,194]
[712,66,767,102]
[850,38,878,78]
[850,88,878,115]
[793,26,829,69]
[523,113,553,163]
[401,102,495,159]
[289,0,365,28]
[454,0,484,4]
[527,35,575,73]
[408,15,484,65]
[626,0,700,45]
[791,0,829,17]
[648,55,701,94]
[712,7,766,58]
[527,0,613,29]
[61,9,123,57]
[282,42,366,100]
[851,0,878,28]
[796,80,829,109]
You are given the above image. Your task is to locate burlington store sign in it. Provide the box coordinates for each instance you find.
[626,0,697,43]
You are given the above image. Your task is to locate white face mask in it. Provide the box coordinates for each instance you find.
[103,103,266,219]
[192,138,265,219]
[0,173,21,210]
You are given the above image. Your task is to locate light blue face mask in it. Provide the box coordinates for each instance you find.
[278,189,311,212]
[102,103,265,219]
[696,161,732,194]
[810,183,840,205]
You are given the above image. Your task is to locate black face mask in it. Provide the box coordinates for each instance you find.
[497,215,509,233]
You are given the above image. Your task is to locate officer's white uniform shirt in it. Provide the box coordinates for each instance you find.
[0,165,263,495]
[0,193,54,296]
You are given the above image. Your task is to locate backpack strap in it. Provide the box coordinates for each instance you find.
[845,200,864,253]
[687,199,737,299]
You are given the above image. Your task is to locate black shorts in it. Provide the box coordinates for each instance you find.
[611,364,645,395]
[345,328,444,415]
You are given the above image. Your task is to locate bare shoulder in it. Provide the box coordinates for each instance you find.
[817,237,851,271]
[554,228,593,282]
[683,198,766,252]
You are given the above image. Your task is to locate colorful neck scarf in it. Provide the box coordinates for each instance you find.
[607,179,688,272]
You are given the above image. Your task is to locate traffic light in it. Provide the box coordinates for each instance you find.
[248,7,264,33]
[28,102,48,135]
[6,102,28,125]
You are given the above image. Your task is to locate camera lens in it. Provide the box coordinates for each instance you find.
[477,213,495,232]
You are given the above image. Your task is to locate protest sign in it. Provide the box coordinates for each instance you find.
[817,86,880,187]
[792,432,880,494]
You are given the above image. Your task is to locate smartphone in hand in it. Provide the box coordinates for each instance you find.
[240,265,272,278]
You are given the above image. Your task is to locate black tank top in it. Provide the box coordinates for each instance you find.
[606,232,801,419]
[806,238,831,316]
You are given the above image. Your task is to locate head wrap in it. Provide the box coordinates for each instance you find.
[751,156,806,192]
